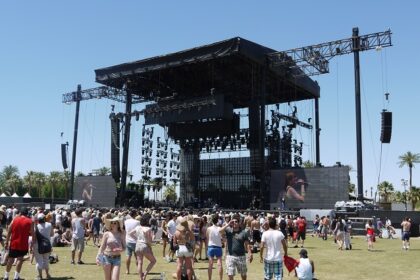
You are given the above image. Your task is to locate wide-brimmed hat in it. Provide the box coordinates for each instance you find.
[105,216,124,230]
[176,217,190,231]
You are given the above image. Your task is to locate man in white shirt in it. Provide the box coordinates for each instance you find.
[124,210,140,274]
[295,249,314,280]
[260,217,287,280]
[166,213,177,262]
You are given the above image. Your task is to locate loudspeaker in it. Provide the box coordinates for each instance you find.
[380,111,392,143]
[111,118,121,183]
[61,143,68,169]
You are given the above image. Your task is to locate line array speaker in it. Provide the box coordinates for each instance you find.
[380,111,392,143]
[61,143,68,170]
[111,118,121,182]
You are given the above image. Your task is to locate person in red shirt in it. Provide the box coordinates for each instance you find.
[3,207,34,280]
[295,216,307,248]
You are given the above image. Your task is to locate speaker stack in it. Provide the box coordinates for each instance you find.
[380,111,392,143]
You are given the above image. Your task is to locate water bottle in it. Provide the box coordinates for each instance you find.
[160,272,166,280]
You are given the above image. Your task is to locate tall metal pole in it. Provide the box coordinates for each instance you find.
[260,67,267,208]
[69,84,82,200]
[120,90,132,206]
[314,97,321,166]
[352,27,364,200]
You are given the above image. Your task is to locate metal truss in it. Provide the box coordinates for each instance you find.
[268,29,392,76]
[62,86,146,104]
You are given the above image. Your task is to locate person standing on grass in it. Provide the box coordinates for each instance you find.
[97,217,125,280]
[34,213,53,280]
[295,216,306,248]
[260,217,288,280]
[365,220,375,251]
[124,209,140,275]
[207,214,224,280]
[401,217,411,250]
[129,214,156,280]
[3,207,34,280]
[222,215,253,280]
[71,208,86,264]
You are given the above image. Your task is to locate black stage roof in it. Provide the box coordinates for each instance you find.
[95,37,320,108]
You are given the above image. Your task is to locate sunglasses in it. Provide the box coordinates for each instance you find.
[232,220,239,224]
[111,221,118,225]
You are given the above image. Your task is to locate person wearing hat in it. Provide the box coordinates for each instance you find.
[97,216,125,280]
[3,207,34,280]
[294,249,315,280]
[34,213,53,280]
[174,217,194,280]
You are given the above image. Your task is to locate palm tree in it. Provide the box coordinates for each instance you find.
[97,167,111,176]
[163,183,177,203]
[377,181,394,203]
[302,161,314,168]
[398,151,420,188]
[48,171,63,203]
[407,186,420,210]
[0,165,20,194]
[23,171,36,196]
[34,172,47,198]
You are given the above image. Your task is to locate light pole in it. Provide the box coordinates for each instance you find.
[401,179,408,211]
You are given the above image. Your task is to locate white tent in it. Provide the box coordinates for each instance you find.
[23,192,32,198]
[0,193,8,197]
[11,193,19,198]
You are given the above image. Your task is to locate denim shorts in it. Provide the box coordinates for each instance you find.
[126,242,136,257]
[207,246,222,258]
[103,255,121,266]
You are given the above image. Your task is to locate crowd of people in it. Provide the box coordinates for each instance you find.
[0,203,414,280]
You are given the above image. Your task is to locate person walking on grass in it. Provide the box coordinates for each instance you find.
[71,208,86,265]
[124,209,140,274]
[260,217,288,280]
[207,214,224,280]
[129,213,156,280]
[365,220,375,251]
[3,207,34,280]
[34,213,53,280]
[401,217,411,250]
[97,217,125,280]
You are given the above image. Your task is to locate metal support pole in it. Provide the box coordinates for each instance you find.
[260,67,267,208]
[69,84,81,201]
[120,90,132,206]
[352,27,364,200]
[314,97,321,165]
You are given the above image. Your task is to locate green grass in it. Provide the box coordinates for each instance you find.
[9,236,420,279]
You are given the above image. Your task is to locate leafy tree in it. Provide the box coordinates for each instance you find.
[407,186,420,210]
[348,183,356,194]
[398,151,420,187]
[0,165,20,194]
[23,171,36,196]
[97,167,111,176]
[164,183,177,203]
[47,171,65,202]
[34,172,47,198]
[302,161,314,168]
[377,181,394,203]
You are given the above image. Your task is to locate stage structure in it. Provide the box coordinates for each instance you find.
[63,28,392,208]
[93,37,319,208]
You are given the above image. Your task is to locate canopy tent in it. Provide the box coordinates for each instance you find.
[11,193,19,198]
[95,37,320,108]
[23,192,32,198]
[0,193,8,197]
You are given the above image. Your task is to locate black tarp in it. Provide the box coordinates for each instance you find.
[95,37,320,108]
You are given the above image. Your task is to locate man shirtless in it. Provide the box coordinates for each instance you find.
[244,213,253,231]
[401,217,411,250]
[251,215,262,251]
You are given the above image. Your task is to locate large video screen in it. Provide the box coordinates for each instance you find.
[74,176,116,208]
[269,166,349,210]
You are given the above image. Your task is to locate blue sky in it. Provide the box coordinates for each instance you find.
[1,1,419,196]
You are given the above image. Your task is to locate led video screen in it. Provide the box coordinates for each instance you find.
[269,166,349,210]
[74,176,116,207]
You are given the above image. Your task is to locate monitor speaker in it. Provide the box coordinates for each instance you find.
[380,111,392,143]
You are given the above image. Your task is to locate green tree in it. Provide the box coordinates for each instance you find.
[163,183,177,203]
[23,171,37,196]
[377,181,394,203]
[302,161,314,168]
[407,186,420,210]
[0,165,20,194]
[48,171,64,202]
[34,172,47,198]
[97,167,111,176]
[348,183,356,195]
[398,151,420,188]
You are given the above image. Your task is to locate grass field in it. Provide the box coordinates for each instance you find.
[7,235,420,280]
